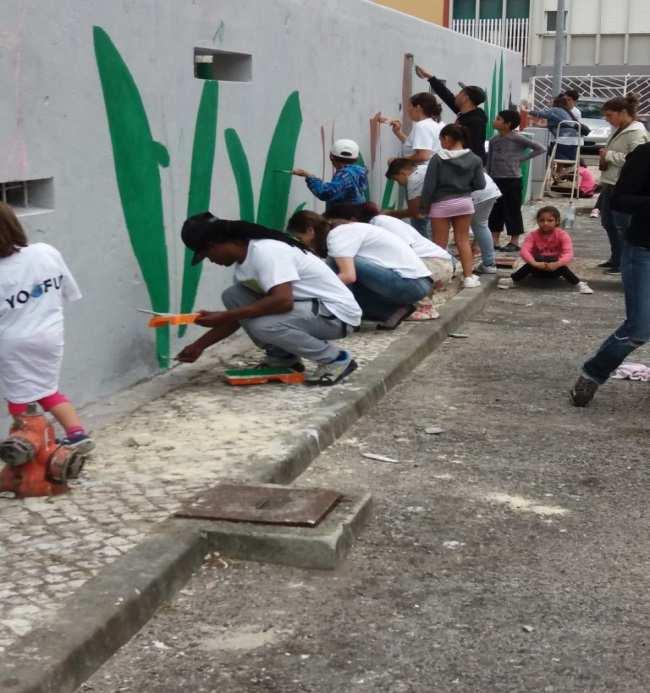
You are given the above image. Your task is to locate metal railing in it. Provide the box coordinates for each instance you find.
[452,17,529,63]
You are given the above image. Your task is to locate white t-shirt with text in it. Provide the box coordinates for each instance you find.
[327,223,431,279]
[370,215,452,261]
[234,239,361,326]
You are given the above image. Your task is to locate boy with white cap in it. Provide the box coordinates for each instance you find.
[293,139,368,216]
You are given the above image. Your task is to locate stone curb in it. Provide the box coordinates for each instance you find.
[0,276,496,693]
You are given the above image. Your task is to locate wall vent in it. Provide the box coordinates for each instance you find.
[194,48,252,82]
[1,178,54,217]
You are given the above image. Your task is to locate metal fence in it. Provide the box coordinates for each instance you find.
[452,17,529,63]
[530,74,650,117]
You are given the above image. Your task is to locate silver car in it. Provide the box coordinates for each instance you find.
[578,98,612,153]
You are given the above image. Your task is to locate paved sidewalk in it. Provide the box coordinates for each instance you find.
[0,281,468,654]
[83,209,650,693]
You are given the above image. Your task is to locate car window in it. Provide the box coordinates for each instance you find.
[578,102,605,118]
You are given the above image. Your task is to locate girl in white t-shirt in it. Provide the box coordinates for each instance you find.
[389,92,445,163]
[176,214,361,387]
[287,210,433,328]
[0,203,93,458]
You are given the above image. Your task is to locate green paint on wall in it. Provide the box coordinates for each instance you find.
[256,91,303,229]
[178,80,219,337]
[225,128,255,222]
[498,53,504,112]
[291,202,307,217]
[93,26,170,368]
[381,178,396,210]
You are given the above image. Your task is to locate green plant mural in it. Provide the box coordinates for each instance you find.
[381,178,397,210]
[227,93,303,230]
[179,81,219,337]
[93,26,171,368]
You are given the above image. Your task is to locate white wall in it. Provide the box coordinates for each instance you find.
[0,0,520,418]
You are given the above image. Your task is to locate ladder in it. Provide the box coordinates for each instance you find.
[539,120,581,200]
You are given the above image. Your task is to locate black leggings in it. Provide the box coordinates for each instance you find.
[511,263,580,285]
[489,178,524,238]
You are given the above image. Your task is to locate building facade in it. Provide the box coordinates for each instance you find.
[0,0,519,421]
[450,0,650,110]
[372,0,449,26]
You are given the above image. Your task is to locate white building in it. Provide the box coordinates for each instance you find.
[450,0,650,111]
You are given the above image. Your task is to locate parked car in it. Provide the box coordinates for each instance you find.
[578,98,612,153]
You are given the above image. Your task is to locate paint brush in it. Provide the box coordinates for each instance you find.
[273,169,294,174]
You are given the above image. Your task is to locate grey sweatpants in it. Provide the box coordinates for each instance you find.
[222,283,348,365]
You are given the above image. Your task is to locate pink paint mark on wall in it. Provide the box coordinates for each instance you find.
[401,53,414,137]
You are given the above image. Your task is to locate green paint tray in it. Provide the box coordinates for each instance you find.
[224,368,305,386]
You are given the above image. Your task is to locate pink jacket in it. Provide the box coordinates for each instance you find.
[521,228,574,266]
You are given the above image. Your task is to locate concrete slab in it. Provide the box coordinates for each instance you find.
[185,489,373,571]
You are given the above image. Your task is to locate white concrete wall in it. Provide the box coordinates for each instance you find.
[0,0,520,420]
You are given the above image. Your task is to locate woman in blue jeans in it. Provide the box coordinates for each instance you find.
[572,142,650,406]
[288,210,433,328]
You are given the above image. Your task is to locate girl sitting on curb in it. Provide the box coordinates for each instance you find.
[498,206,593,294]
[420,124,485,289]
[287,210,433,329]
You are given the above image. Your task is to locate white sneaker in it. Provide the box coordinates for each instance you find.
[577,281,594,294]
[498,277,514,290]
[589,209,600,219]
[475,263,497,274]
[463,275,481,289]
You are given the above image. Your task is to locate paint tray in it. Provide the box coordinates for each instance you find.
[224,368,305,386]
[137,309,199,328]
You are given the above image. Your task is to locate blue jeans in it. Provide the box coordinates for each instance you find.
[583,242,650,384]
[471,198,497,267]
[350,257,433,322]
[600,186,631,268]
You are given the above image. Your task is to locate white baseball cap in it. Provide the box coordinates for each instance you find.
[330,138,360,160]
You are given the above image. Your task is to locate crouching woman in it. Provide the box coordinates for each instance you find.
[287,210,433,328]
[176,213,361,386]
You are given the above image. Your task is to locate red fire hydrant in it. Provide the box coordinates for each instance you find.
[0,405,86,498]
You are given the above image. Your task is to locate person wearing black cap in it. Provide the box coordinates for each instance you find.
[176,213,361,386]
[414,65,487,164]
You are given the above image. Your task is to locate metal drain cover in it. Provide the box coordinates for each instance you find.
[175,484,342,527]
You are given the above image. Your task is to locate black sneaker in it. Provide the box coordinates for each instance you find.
[570,375,599,407]
[597,260,613,268]
[501,243,521,253]
[377,305,416,330]
[60,433,95,455]
[605,267,621,275]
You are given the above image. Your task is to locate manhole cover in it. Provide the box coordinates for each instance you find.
[175,484,342,527]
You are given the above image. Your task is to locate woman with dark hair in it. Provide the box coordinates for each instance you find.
[529,93,581,162]
[420,124,485,287]
[287,210,433,328]
[390,92,445,163]
[595,93,649,273]
[176,213,361,386]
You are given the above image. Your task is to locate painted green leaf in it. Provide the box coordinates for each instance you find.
[498,53,505,112]
[179,80,219,337]
[93,25,170,368]
[225,128,255,222]
[381,178,396,210]
[291,202,307,217]
[257,91,303,229]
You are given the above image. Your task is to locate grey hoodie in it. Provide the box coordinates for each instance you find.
[420,149,486,212]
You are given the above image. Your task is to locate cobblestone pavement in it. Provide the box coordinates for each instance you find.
[0,283,459,653]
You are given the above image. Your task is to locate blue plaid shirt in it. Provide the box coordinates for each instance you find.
[306,164,368,208]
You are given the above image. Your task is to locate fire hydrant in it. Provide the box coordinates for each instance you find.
[0,405,86,498]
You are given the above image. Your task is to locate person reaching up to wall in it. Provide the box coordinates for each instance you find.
[487,109,545,252]
[414,65,487,164]
[389,92,445,163]
[528,94,582,163]
[287,210,433,329]
[419,124,486,288]
[293,139,368,218]
[176,214,361,387]
[0,202,94,458]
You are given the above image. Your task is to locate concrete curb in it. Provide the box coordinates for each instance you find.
[0,277,496,693]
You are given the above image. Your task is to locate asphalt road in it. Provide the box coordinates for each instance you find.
[82,219,650,693]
